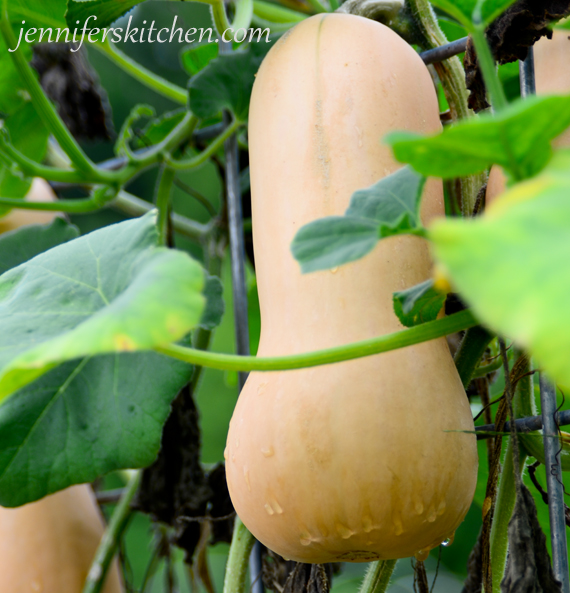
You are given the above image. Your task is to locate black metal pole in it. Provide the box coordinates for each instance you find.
[540,375,570,593]
[476,409,570,439]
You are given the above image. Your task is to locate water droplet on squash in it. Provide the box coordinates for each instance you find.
[393,514,404,535]
[414,499,424,515]
[362,515,373,533]
[261,446,274,458]
[257,382,268,395]
[267,496,283,514]
[415,548,429,561]
[235,439,240,448]
[442,533,455,547]
[437,499,446,515]
[223,446,229,460]
[300,532,312,546]
[264,503,275,516]
[243,467,251,491]
[31,580,42,592]
[330,267,338,274]
[336,523,354,539]
[426,506,437,523]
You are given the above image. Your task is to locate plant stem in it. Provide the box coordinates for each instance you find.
[359,560,397,593]
[156,166,176,245]
[253,0,306,22]
[195,0,254,37]
[156,308,478,372]
[407,0,485,215]
[83,471,141,593]
[489,352,529,592]
[94,40,187,105]
[223,518,256,593]
[454,325,495,388]
[470,23,508,112]
[166,119,244,170]
[113,191,214,242]
[472,356,503,379]
[0,9,98,176]
[0,191,114,213]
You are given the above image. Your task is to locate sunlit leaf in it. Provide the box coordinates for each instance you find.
[429,150,570,390]
[387,95,570,182]
[0,212,205,401]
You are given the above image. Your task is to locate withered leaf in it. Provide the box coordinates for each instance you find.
[500,483,561,592]
[464,0,570,111]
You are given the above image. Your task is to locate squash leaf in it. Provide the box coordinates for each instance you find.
[393,279,446,328]
[189,35,277,121]
[0,211,205,402]
[291,216,380,274]
[8,0,67,28]
[0,213,195,508]
[0,351,193,507]
[0,218,79,275]
[292,167,426,273]
[199,275,225,330]
[181,42,219,76]
[65,0,142,29]
[429,0,518,29]
[386,95,570,182]
[429,149,570,391]
[346,166,425,230]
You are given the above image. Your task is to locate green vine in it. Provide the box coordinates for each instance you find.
[223,518,256,593]
[156,309,477,371]
[359,560,397,593]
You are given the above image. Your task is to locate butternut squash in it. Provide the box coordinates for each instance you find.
[225,13,478,563]
[487,30,570,205]
[0,485,123,593]
[0,178,62,233]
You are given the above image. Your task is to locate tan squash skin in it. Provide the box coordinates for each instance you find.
[0,178,62,233]
[225,14,478,563]
[0,485,123,593]
[487,30,570,204]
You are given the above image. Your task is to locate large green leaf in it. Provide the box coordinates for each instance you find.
[387,95,570,182]
[429,0,518,29]
[0,212,205,401]
[0,352,192,507]
[189,37,278,121]
[0,218,79,275]
[7,0,67,28]
[181,42,219,77]
[65,0,143,29]
[429,150,570,390]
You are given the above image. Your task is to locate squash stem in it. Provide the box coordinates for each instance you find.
[93,40,187,105]
[454,325,495,388]
[488,353,530,591]
[83,470,141,593]
[223,518,256,593]
[155,309,479,372]
[156,165,177,246]
[359,560,397,593]
[406,0,485,216]
[469,22,508,113]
